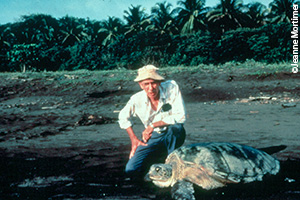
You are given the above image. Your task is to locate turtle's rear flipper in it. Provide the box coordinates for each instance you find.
[171,180,195,200]
[258,145,287,155]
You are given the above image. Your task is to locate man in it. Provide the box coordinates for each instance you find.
[118,65,186,175]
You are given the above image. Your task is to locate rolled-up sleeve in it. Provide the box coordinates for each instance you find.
[118,98,135,129]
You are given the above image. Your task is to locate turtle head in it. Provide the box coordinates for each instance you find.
[145,164,174,187]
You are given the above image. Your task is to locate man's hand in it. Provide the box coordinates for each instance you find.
[142,125,154,143]
[126,127,147,159]
[130,137,147,159]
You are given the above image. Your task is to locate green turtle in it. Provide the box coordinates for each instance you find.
[145,142,280,200]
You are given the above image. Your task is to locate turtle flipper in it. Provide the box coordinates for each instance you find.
[171,180,195,200]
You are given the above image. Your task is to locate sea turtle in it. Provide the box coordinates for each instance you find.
[145,142,280,200]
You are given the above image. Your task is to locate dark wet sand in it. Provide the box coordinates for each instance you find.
[1,71,300,199]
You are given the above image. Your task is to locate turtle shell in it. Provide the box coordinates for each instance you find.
[166,142,280,189]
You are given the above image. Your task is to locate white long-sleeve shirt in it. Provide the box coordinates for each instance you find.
[118,80,186,130]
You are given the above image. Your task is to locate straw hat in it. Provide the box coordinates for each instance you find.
[134,65,165,82]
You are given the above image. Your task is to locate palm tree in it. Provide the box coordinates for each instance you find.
[175,0,209,34]
[268,0,299,23]
[58,16,90,46]
[245,2,269,27]
[13,14,59,45]
[0,26,15,48]
[206,0,249,33]
[83,19,102,44]
[98,17,124,46]
[0,26,16,71]
[151,1,178,34]
[123,5,152,36]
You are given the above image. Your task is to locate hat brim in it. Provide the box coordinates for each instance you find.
[134,74,165,82]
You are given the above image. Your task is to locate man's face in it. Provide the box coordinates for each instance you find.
[139,79,161,99]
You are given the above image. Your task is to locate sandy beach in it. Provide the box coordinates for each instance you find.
[0,69,299,199]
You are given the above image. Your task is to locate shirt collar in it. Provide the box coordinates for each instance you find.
[142,85,166,111]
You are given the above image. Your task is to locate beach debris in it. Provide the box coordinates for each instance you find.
[227,75,235,82]
[64,74,78,79]
[18,176,73,188]
[284,178,296,183]
[282,103,297,108]
[75,114,115,126]
[41,105,58,110]
[249,96,274,101]
[237,96,279,103]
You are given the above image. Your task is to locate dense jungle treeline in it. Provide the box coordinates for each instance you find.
[0,0,297,72]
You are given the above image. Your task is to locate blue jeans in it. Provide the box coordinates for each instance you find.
[125,124,186,175]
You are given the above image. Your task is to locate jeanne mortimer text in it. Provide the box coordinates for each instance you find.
[291,4,299,73]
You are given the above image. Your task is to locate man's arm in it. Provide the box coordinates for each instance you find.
[126,126,147,159]
[142,121,168,142]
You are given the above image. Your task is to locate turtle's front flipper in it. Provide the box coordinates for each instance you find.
[171,180,195,200]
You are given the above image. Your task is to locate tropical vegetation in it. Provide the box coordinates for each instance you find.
[0,0,297,72]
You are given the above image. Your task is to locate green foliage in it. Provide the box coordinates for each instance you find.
[7,44,40,72]
[0,0,294,72]
[213,28,255,63]
[247,23,291,62]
